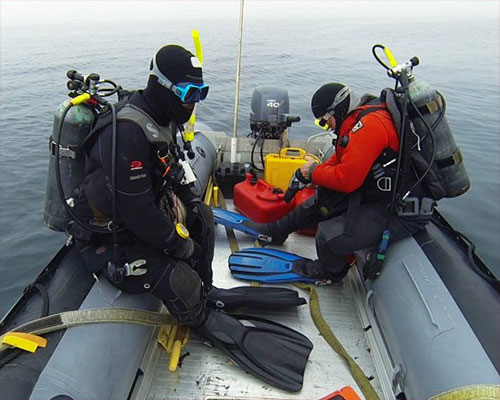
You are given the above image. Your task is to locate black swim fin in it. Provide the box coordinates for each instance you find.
[195,309,313,392]
[207,286,306,311]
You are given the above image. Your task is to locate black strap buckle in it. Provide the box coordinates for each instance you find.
[397,197,435,217]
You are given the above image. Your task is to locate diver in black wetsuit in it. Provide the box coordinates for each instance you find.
[73,45,312,391]
[77,45,212,324]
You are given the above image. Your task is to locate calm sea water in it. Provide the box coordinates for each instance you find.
[1,16,499,317]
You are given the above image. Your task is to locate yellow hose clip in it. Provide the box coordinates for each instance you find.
[382,45,398,68]
[176,223,190,239]
[70,93,91,106]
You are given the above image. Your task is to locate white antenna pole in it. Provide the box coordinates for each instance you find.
[231,0,244,163]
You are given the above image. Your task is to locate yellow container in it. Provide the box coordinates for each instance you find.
[264,148,309,192]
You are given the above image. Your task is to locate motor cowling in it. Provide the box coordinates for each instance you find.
[407,78,470,198]
[44,100,95,231]
[249,85,300,139]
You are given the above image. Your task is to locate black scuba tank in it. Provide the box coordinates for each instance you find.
[407,78,470,198]
[44,100,95,231]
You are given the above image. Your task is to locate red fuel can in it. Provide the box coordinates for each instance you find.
[294,187,318,236]
[233,174,294,223]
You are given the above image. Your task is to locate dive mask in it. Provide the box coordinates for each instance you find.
[150,57,209,103]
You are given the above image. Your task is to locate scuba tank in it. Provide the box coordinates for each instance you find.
[44,99,95,231]
[406,77,470,197]
[43,71,123,232]
[364,45,471,280]
[372,44,470,200]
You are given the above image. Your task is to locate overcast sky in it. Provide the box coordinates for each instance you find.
[1,0,499,26]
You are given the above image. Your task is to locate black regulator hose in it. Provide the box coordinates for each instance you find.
[110,103,121,268]
[388,78,409,213]
[250,128,265,172]
[403,96,437,198]
[372,44,392,71]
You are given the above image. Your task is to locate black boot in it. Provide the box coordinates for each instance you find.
[242,199,325,245]
[293,258,351,282]
[241,219,290,245]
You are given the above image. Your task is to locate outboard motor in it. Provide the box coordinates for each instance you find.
[249,85,300,139]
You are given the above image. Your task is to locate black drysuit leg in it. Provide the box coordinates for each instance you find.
[77,239,206,326]
[315,202,416,278]
[243,188,350,245]
[185,202,215,287]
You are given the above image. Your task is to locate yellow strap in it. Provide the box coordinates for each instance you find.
[4,332,48,347]
[430,385,500,400]
[2,332,48,353]
[294,283,379,400]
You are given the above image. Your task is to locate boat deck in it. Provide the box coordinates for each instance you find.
[133,203,385,400]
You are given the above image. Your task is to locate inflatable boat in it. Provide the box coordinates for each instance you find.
[1,124,499,400]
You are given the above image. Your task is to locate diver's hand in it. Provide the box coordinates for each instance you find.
[164,162,185,188]
[299,156,317,181]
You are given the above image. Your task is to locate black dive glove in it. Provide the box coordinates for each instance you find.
[284,168,311,203]
[167,235,194,260]
[164,162,185,189]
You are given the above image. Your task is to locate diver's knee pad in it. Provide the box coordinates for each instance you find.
[151,260,206,325]
[186,202,215,263]
[186,202,215,286]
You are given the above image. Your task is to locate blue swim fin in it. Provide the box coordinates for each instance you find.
[212,208,272,243]
[229,247,329,284]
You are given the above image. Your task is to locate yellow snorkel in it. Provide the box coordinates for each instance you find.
[184,29,204,143]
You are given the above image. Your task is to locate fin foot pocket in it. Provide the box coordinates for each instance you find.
[206,286,306,311]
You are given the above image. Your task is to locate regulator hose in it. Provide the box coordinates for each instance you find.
[110,102,121,268]
[403,96,437,198]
